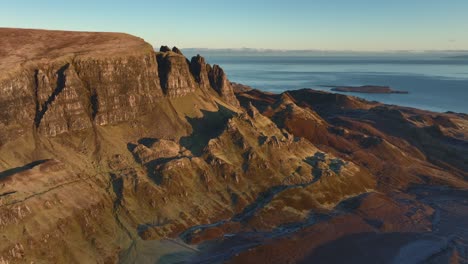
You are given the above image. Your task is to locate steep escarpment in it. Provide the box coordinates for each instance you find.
[156,47,196,97]
[28,53,164,137]
[155,47,239,106]
[208,64,241,107]
[190,55,210,88]
[0,28,239,142]
[0,28,163,141]
[0,29,466,264]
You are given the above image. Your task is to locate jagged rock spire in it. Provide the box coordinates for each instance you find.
[159,45,171,52]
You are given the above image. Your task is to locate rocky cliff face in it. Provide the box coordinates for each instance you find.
[28,53,164,137]
[0,29,239,142]
[208,64,241,107]
[190,55,211,89]
[0,29,466,264]
[156,49,196,97]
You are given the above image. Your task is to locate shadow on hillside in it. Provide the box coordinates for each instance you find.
[0,159,50,180]
[180,104,235,156]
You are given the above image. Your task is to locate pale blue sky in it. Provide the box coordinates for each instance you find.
[1,0,467,50]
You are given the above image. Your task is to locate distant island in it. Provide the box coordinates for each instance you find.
[447,55,468,59]
[325,85,409,94]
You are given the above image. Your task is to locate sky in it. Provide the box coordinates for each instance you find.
[1,0,467,51]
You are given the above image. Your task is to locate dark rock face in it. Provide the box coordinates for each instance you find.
[189,55,241,107]
[208,64,240,107]
[171,46,183,55]
[159,45,171,52]
[156,51,196,97]
[190,55,210,88]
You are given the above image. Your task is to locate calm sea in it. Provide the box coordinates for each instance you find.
[184,51,468,113]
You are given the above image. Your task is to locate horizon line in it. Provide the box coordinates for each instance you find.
[2,27,467,53]
[178,47,468,53]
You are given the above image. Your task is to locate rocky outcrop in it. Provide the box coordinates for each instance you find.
[190,54,241,107]
[159,45,171,52]
[208,64,240,107]
[155,48,241,106]
[156,50,196,97]
[171,46,183,55]
[28,53,164,136]
[72,53,163,126]
[189,55,211,89]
